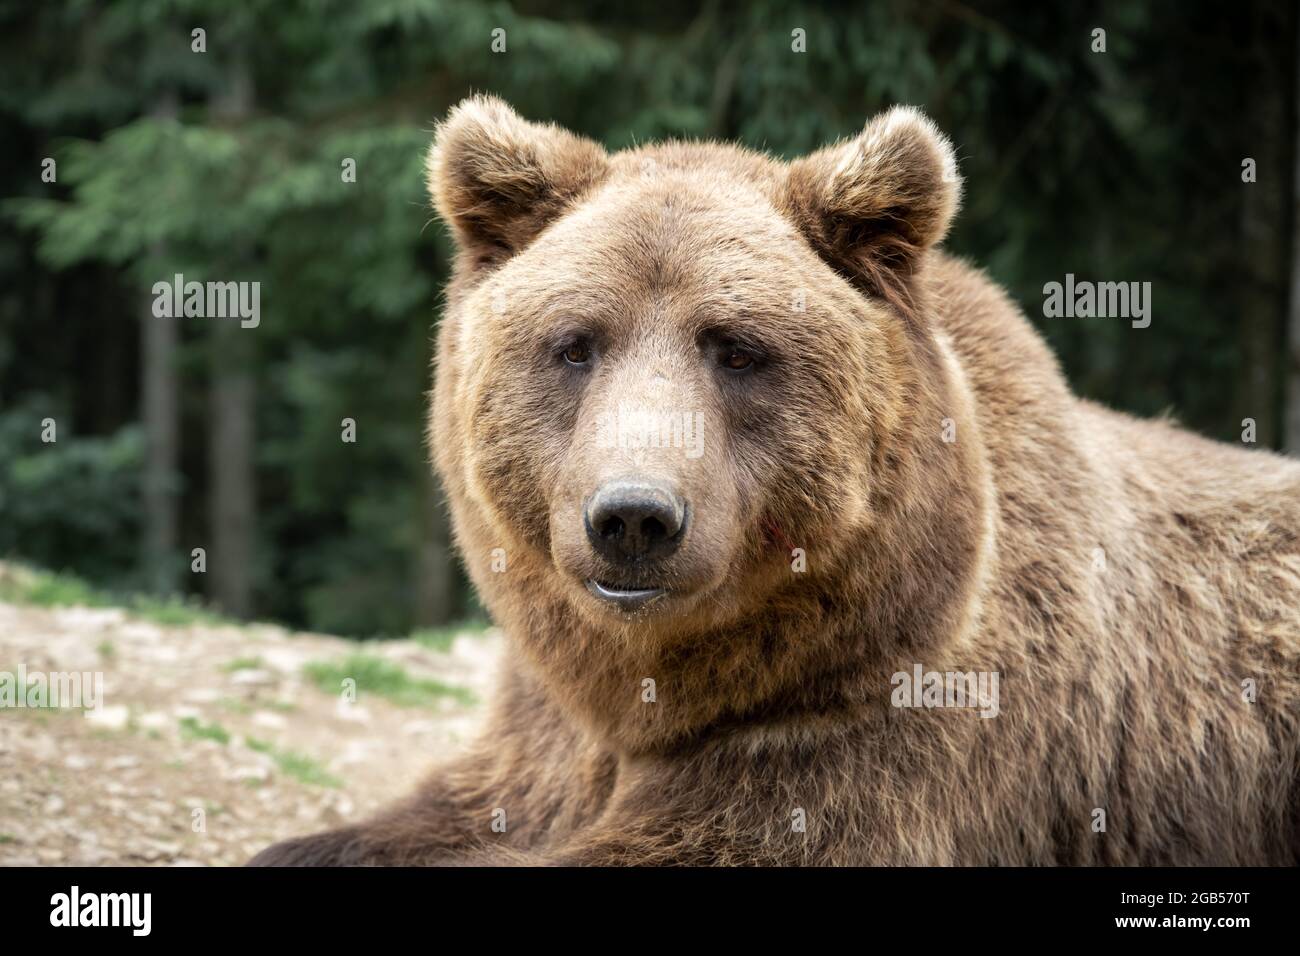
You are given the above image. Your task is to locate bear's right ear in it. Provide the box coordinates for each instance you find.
[428,96,609,261]
[784,106,961,320]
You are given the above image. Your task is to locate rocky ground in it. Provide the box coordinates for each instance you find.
[0,571,498,866]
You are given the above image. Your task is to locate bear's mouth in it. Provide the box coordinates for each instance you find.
[585,578,669,612]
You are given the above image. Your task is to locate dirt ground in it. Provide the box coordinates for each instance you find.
[0,594,499,866]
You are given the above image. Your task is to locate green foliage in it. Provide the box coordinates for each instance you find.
[179,716,231,745]
[244,736,342,788]
[0,0,1291,635]
[411,619,491,652]
[0,565,109,609]
[303,653,474,707]
[0,562,230,627]
[129,593,230,627]
[0,402,143,588]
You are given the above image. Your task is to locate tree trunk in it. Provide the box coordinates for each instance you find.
[1240,2,1291,450]
[207,61,256,618]
[208,322,255,617]
[1287,7,1300,454]
[415,471,457,627]
[140,93,180,594]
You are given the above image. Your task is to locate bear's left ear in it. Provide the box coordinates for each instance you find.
[784,106,961,314]
[428,95,609,261]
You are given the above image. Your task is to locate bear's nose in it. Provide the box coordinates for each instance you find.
[584,479,687,565]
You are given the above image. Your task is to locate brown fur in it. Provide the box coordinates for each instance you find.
[251,97,1300,866]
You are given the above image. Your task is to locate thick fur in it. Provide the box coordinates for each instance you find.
[251,97,1300,866]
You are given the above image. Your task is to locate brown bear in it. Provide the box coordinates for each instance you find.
[251,96,1300,866]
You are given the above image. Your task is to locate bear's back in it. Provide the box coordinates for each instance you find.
[927,249,1300,697]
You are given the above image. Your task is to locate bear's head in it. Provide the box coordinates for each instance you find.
[428,97,986,744]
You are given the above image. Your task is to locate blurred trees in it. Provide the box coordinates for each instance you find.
[0,0,1295,634]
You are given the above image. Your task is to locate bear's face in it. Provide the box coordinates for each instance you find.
[430,98,960,638]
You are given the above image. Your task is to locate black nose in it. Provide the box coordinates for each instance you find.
[585,480,687,565]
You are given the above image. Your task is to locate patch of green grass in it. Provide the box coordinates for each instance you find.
[222,656,265,673]
[244,737,341,788]
[303,653,474,709]
[410,619,491,653]
[0,833,16,844]
[95,640,116,661]
[129,594,227,627]
[0,567,104,608]
[0,563,231,628]
[178,716,230,745]
[274,750,342,788]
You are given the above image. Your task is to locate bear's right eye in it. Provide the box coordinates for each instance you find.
[562,340,591,366]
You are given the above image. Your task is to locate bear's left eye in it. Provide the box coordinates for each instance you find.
[719,348,755,372]
[698,327,765,376]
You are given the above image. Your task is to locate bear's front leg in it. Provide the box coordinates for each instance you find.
[247,752,503,866]
[247,825,375,866]
[248,689,617,866]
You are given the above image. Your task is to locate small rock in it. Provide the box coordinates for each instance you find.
[183,687,223,703]
[251,710,287,730]
[260,648,305,673]
[52,607,126,630]
[134,840,181,862]
[137,643,181,662]
[228,765,270,783]
[85,705,130,730]
[230,669,275,687]
[137,711,169,730]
